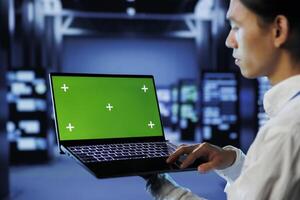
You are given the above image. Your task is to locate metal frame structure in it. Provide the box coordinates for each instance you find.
[43,5,212,39]
[12,0,216,70]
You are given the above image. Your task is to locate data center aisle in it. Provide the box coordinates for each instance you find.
[9,156,226,200]
[8,130,226,200]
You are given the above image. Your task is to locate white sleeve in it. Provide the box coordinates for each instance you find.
[214,145,246,190]
[146,173,207,200]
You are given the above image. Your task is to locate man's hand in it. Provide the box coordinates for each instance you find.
[166,142,236,173]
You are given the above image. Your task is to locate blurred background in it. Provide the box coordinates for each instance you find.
[0,0,271,199]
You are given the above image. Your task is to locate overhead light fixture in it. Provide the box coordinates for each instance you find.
[126,7,136,16]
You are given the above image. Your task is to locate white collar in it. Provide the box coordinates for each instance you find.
[263,75,300,118]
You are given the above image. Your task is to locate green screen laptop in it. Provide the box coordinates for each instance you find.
[50,73,204,178]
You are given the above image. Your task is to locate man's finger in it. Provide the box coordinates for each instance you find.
[179,145,207,168]
[197,159,219,173]
[166,145,195,163]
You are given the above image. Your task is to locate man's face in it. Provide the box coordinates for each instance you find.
[225,0,279,79]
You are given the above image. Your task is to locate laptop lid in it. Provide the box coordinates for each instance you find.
[49,73,165,150]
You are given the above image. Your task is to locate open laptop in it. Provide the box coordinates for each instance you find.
[49,73,205,178]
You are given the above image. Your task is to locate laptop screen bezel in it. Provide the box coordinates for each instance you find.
[49,72,166,151]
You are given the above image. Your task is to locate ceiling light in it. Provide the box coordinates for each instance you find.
[126,7,136,16]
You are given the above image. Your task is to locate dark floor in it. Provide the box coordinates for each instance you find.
[7,130,227,200]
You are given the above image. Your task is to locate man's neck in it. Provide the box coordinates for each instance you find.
[268,53,300,85]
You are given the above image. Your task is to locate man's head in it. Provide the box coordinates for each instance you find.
[226,0,300,83]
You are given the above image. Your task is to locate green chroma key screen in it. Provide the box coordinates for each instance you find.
[51,75,164,141]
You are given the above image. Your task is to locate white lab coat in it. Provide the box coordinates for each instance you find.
[146,75,300,200]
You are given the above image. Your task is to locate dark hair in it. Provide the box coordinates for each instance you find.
[240,0,300,61]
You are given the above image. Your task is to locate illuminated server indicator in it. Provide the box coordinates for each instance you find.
[201,72,240,147]
[257,77,271,128]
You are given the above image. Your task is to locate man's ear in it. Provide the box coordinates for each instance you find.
[273,15,289,48]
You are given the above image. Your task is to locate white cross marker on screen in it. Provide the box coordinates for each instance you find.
[61,84,69,92]
[141,85,148,93]
[106,103,113,111]
[66,123,74,132]
[148,121,155,129]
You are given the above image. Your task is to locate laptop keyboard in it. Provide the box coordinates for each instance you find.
[68,142,177,163]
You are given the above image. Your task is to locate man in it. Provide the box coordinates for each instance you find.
[143,0,300,199]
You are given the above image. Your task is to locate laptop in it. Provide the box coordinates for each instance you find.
[49,73,205,178]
